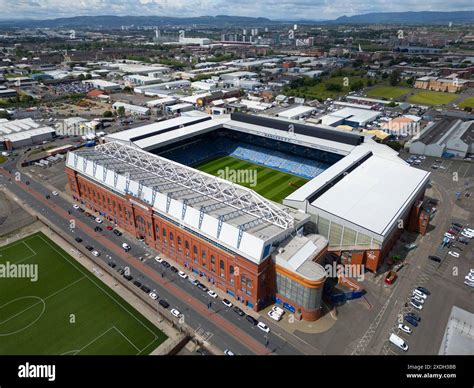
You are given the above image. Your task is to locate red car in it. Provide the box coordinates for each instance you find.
[384,271,398,285]
[106,226,113,231]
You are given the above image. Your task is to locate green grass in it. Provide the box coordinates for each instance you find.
[195,156,309,203]
[408,91,458,106]
[0,155,7,164]
[459,96,474,109]
[0,233,167,355]
[365,86,410,100]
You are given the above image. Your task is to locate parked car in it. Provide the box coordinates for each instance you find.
[384,271,398,285]
[406,312,421,322]
[207,290,218,299]
[412,289,427,299]
[457,237,469,245]
[170,309,182,318]
[268,310,282,321]
[257,322,270,333]
[272,306,285,316]
[412,295,425,304]
[404,315,419,327]
[107,261,116,268]
[73,204,80,210]
[106,226,113,231]
[428,255,442,263]
[398,324,412,334]
[113,229,122,236]
[178,271,188,279]
[161,261,171,268]
[74,237,83,243]
[123,274,133,281]
[224,349,235,356]
[452,222,463,229]
[222,299,233,308]
[159,299,170,309]
[410,300,423,310]
[246,315,258,325]
[448,251,460,258]
[95,217,103,224]
[52,191,59,196]
[444,232,455,240]
[197,283,209,292]
[170,266,178,273]
[133,280,142,288]
[85,245,94,251]
[233,306,245,316]
[389,333,408,352]
[122,243,131,252]
[149,292,158,300]
[155,256,163,263]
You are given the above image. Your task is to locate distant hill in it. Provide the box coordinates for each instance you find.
[0,11,473,28]
[334,11,474,24]
[0,15,275,28]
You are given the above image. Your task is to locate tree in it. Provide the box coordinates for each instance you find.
[389,70,401,86]
[386,140,402,151]
[85,73,92,80]
[117,106,125,116]
[103,110,113,118]
[325,83,342,92]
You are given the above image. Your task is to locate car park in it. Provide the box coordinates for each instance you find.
[170,309,182,318]
[398,324,412,334]
[207,290,218,298]
[257,322,270,333]
[448,251,460,258]
[246,315,258,325]
[222,299,233,308]
[233,306,245,316]
[149,292,158,300]
[159,299,170,309]
[178,271,188,279]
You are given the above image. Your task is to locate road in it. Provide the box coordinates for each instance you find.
[0,160,305,356]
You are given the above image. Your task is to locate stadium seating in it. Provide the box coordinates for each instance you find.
[157,130,342,180]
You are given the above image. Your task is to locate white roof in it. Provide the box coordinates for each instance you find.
[311,154,430,237]
[278,105,316,119]
[326,107,381,124]
[146,97,177,107]
[179,93,210,104]
[106,116,205,143]
[1,126,55,142]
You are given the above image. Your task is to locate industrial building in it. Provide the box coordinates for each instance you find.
[66,113,430,320]
[277,106,316,121]
[408,119,474,158]
[82,79,121,92]
[112,102,150,116]
[0,118,56,150]
[320,107,382,128]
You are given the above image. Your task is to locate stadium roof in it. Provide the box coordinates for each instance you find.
[67,142,307,264]
[310,153,430,237]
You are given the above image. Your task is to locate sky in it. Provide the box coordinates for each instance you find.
[0,0,472,20]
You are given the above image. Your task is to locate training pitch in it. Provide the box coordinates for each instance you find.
[195,155,309,203]
[0,233,167,355]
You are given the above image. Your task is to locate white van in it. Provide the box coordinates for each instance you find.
[389,333,408,351]
[122,243,131,252]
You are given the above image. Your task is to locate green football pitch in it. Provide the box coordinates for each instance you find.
[195,156,309,203]
[0,233,167,355]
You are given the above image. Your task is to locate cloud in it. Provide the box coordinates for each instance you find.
[0,0,472,20]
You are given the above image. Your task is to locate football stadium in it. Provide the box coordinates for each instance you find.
[65,113,430,320]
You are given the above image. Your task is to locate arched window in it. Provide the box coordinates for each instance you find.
[220,260,225,269]
[185,241,189,249]
[230,265,234,275]
[210,255,215,264]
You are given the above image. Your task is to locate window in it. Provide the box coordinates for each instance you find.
[230,265,235,275]
[178,237,182,245]
[185,241,190,249]
[201,249,206,259]
[162,228,166,237]
[210,255,215,264]
[169,232,174,241]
